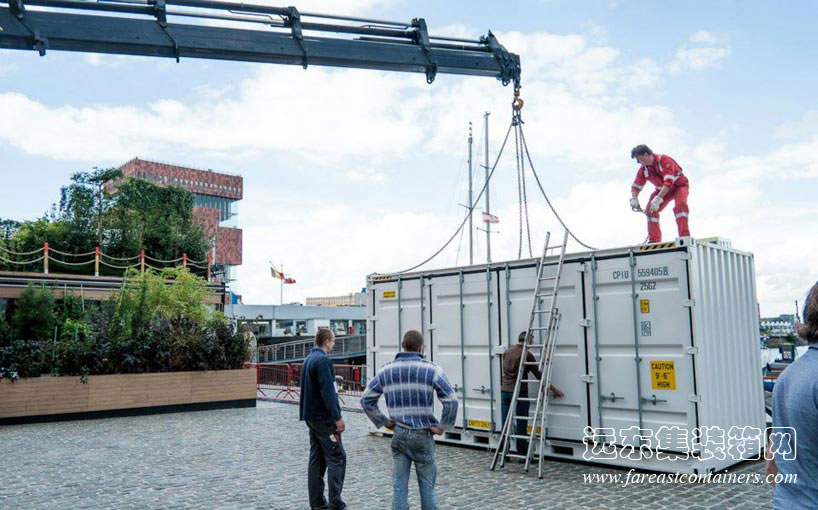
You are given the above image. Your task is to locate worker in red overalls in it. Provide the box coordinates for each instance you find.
[629,144,690,243]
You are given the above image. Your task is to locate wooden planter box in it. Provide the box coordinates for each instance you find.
[0,368,256,425]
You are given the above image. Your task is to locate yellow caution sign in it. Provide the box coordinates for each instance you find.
[640,299,650,314]
[468,419,490,430]
[651,360,676,390]
[526,425,543,435]
[383,290,396,299]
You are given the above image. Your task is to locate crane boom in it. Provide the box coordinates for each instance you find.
[0,0,521,89]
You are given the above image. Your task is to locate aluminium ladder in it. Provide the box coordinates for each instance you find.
[490,228,569,478]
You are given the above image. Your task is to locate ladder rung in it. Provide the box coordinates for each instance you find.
[521,379,539,383]
[509,434,532,439]
[539,276,558,281]
[529,326,550,330]
[516,397,536,401]
[523,361,540,366]
[533,309,553,314]
[504,453,529,459]
[513,415,533,419]
[536,293,554,297]
[546,244,564,250]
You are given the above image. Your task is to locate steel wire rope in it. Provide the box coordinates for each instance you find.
[383,117,515,275]
[514,118,524,259]
[518,122,533,258]
[0,246,44,256]
[518,120,598,251]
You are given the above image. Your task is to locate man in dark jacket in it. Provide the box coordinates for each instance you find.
[299,328,346,510]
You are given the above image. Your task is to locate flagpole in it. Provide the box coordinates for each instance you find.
[280,262,284,306]
[484,111,491,263]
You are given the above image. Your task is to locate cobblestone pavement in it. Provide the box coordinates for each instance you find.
[0,401,773,509]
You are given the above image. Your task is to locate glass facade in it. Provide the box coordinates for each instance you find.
[193,194,237,222]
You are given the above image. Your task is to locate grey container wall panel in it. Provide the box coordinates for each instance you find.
[428,271,501,431]
[588,252,697,453]
[500,262,588,441]
[689,243,765,458]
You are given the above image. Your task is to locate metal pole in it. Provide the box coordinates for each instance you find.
[280,262,283,305]
[484,111,491,263]
[468,122,474,265]
[458,270,467,430]
[628,250,645,438]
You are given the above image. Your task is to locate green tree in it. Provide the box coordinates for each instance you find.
[13,285,56,341]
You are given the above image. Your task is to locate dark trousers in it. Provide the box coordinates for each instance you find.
[500,391,530,455]
[306,419,347,510]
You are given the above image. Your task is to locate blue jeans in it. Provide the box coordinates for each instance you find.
[391,426,437,510]
[501,391,530,455]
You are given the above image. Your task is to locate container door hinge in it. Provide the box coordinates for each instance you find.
[577,264,588,273]
[679,252,692,261]
[688,394,701,403]
[581,374,594,384]
[578,318,592,328]
[428,324,436,330]
[686,346,699,355]
[682,299,695,308]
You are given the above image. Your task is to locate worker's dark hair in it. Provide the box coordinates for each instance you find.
[797,282,818,344]
[402,330,424,352]
[315,327,334,347]
[518,331,532,343]
[631,144,653,159]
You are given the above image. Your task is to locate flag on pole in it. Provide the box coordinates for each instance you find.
[482,211,499,224]
[270,264,284,280]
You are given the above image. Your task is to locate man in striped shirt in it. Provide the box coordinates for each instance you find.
[362,330,458,510]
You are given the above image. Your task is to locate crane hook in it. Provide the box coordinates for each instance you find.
[512,86,524,111]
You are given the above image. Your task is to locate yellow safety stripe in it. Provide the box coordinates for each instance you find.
[640,242,675,251]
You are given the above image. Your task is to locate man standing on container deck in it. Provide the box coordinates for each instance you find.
[362,330,458,510]
[299,328,347,510]
[501,331,564,459]
[629,144,691,243]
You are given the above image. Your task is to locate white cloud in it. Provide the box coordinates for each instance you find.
[1,26,814,315]
[690,30,718,44]
[667,31,729,74]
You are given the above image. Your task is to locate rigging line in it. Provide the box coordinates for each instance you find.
[384,117,515,275]
[454,215,466,267]
[518,122,598,251]
[0,254,44,265]
[519,123,533,258]
[514,120,523,259]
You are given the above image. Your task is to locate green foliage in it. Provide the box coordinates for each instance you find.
[13,285,56,341]
[1,168,208,276]
[0,340,53,379]
[0,316,11,347]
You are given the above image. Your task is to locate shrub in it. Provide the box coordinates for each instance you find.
[13,285,56,341]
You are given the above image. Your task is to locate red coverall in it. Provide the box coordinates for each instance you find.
[631,154,690,243]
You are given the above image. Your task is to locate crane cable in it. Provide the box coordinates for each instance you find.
[383,97,597,275]
[518,117,598,251]
[384,118,515,275]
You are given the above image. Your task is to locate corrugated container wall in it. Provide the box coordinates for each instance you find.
[366,238,765,474]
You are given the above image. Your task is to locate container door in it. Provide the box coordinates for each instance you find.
[370,277,426,373]
[500,261,588,441]
[587,251,696,452]
[429,270,500,433]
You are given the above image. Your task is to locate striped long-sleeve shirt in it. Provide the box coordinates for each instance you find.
[361,352,458,430]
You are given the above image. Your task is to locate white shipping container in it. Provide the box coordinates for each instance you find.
[366,238,765,474]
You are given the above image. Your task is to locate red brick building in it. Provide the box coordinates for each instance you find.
[118,158,243,283]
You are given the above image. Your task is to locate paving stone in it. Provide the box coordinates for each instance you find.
[0,401,774,509]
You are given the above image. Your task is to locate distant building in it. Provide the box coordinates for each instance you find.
[760,314,797,336]
[306,291,366,307]
[116,158,243,288]
[227,303,366,338]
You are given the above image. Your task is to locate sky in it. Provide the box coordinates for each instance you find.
[1,0,817,316]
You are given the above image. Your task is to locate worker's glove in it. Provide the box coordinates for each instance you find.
[629,197,640,211]
[649,196,664,213]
